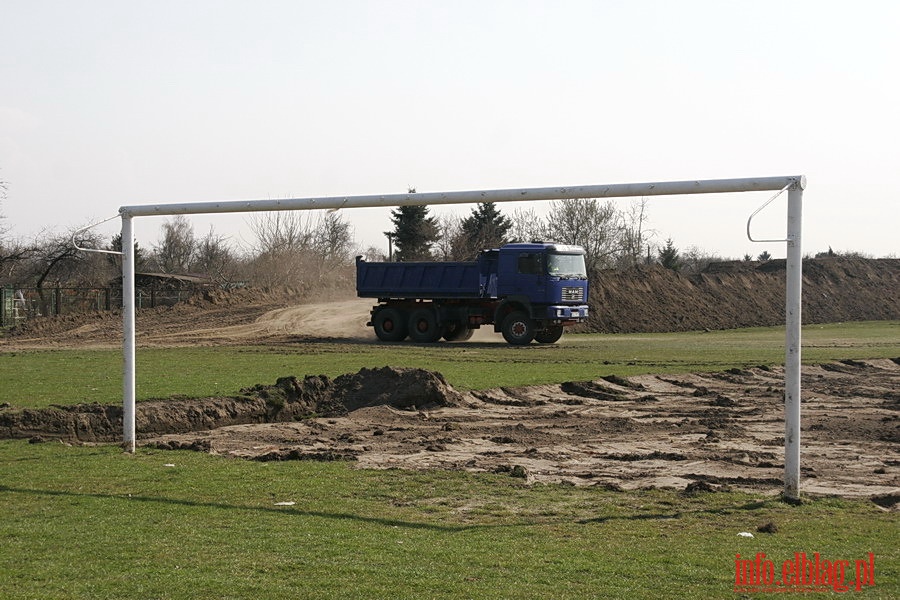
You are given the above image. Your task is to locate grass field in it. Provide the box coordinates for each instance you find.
[1,443,896,599]
[1,321,898,598]
[2,321,899,409]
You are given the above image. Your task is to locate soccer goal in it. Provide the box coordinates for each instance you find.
[111,175,806,499]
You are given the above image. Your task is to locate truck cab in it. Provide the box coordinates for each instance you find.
[490,243,589,343]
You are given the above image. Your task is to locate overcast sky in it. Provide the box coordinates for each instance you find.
[2,0,898,260]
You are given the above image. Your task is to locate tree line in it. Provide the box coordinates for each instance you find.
[0,209,357,293]
[387,196,664,274]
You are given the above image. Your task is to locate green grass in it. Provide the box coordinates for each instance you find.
[0,441,896,600]
[1,322,898,598]
[1,321,898,408]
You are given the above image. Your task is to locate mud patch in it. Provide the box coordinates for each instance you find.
[870,492,900,510]
[3,361,898,499]
[203,358,896,497]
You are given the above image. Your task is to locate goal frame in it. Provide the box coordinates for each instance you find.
[117,175,807,499]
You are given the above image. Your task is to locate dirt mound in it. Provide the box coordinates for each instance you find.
[585,257,900,333]
[0,367,460,442]
[4,360,897,498]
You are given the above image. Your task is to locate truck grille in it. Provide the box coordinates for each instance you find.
[561,287,584,302]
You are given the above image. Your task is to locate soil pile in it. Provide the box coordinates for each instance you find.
[0,367,460,443]
[585,257,900,333]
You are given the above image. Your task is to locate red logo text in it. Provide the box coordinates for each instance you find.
[734,552,875,593]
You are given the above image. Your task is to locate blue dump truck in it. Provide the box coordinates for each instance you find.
[356,242,589,345]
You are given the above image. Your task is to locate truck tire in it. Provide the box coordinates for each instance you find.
[501,311,535,345]
[534,325,564,344]
[373,307,408,342]
[443,321,474,342]
[408,307,442,343]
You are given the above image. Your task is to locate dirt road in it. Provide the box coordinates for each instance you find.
[1,296,507,349]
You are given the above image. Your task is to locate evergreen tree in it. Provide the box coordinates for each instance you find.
[107,233,146,270]
[658,238,682,271]
[389,204,439,261]
[456,202,512,258]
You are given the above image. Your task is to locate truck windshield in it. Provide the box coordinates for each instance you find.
[547,253,587,278]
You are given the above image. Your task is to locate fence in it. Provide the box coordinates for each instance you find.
[0,286,198,327]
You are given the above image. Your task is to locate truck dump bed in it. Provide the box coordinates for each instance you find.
[356,257,482,299]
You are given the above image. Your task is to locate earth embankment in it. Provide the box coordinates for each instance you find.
[585,257,900,333]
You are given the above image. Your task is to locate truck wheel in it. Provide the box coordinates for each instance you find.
[443,321,474,342]
[534,325,564,344]
[501,311,535,345]
[408,308,442,343]
[373,308,407,342]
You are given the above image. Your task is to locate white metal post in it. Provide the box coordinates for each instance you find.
[121,214,136,453]
[783,180,805,500]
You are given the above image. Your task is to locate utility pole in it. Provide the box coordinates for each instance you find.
[384,232,393,261]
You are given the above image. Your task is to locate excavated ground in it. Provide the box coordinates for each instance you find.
[3,361,898,501]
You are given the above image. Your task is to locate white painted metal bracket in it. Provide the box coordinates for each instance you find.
[746,183,793,243]
[71,214,124,256]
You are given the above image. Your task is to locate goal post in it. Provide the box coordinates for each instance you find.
[117,175,806,499]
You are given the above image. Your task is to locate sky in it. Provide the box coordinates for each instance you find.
[1,0,898,260]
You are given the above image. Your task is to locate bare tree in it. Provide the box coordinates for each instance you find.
[153,215,196,274]
[545,198,621,272]
[0,175,35,283]
[0,240,32,283]
[247,211,314,256]
[361,245,386,262]
[246,212,310,287]
[433,213,463,260]
[681,245,725,274]
[507,207,548,243]
[0,175,8,239]
[193,226,237,284]
[618,198,654,268]
[312,212,354,268]
[20,228,108,318]
[245,210,355,289]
